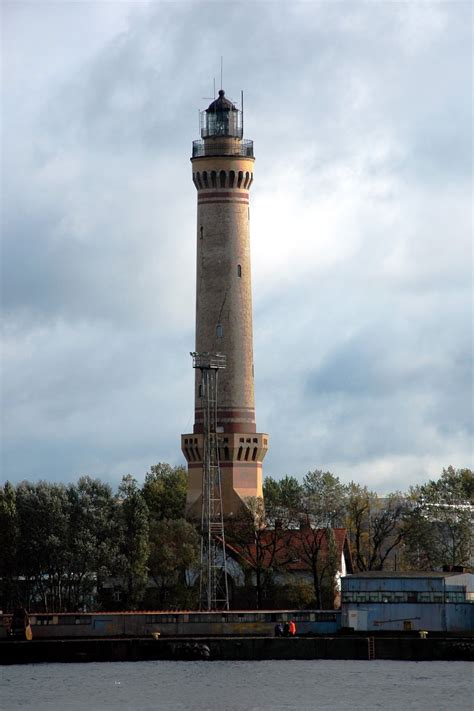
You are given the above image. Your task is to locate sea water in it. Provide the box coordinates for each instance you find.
[1,660,473,710]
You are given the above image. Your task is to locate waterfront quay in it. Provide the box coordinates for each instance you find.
[1,635,473,665]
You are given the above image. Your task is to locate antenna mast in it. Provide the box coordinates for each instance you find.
[191,351,229,611]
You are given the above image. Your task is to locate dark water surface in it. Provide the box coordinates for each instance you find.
[2,660,473,710]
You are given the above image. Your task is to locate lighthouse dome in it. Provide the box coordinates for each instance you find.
[206,89,238,114]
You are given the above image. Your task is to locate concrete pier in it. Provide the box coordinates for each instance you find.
[1,636,473,664]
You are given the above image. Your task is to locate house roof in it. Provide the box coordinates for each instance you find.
[225,527,352,573]
[344,571,472,579]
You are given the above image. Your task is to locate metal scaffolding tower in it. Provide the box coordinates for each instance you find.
[191,351,230,611]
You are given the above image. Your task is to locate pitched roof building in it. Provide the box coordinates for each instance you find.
[224,526,353,609]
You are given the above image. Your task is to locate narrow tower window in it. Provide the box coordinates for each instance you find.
[219,170,226,188]
[202,171,209,188]
[237,171,243,188]
[229,170,235,187]
[211,171,217,188]
[237,264,242,277]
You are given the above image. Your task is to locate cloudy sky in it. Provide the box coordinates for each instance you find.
[2,1,472,493]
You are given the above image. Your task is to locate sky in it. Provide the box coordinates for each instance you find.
[1,0,472,493]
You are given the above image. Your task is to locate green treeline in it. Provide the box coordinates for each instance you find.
[0,465,472,613]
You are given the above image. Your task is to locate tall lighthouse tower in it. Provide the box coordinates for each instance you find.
[181,89,269,518]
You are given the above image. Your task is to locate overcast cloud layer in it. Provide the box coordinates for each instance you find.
[2,1,472,492]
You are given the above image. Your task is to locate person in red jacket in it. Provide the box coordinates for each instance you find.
[289,619,296,636]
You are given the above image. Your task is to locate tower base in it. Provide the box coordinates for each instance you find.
[181,432,268,518]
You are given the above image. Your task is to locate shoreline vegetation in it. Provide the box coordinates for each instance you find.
[0,465,472,614]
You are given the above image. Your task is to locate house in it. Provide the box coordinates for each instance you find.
[224,526,353,609]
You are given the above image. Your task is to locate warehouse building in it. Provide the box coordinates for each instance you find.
[341,571,474,632]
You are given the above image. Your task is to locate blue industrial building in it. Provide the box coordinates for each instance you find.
[341,571,474,633]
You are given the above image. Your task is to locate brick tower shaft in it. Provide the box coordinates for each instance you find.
[182,90,268,518]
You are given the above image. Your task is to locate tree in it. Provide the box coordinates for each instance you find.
[290,522,339,608]
[13,481,72,611]
[344,482,373,571]
[302,470,346,526]
[345,483,407,571]
[13,482,41,609]
[36,482,71,611]
[404,467,473,570]
[115,475,150,609]
[142,463,187,521]
[272,575,314,610]
[263,475,303,515]
[148,518,200,608]
[0,482,19,611]
[226,497,291,609]
[448,466,474,501]
[65,477,118,610]
[366,493,407,570]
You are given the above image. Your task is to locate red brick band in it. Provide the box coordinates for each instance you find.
[198,190,249,205]
[198,198,249,206]
[198,191,249,199]
[188,461,263,470]
[195,408,255,417]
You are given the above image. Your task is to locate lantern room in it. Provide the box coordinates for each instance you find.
[201,89,243,139]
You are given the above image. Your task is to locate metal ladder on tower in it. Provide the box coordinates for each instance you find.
[191,352,230,611]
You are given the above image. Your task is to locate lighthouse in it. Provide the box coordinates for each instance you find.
[181,89,269,518]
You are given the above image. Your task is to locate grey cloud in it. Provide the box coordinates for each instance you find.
[2,1,472,490]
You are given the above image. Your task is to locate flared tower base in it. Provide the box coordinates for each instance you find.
[181,431,268,518]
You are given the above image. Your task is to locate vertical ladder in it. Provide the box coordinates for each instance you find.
[368,636,376,660]
[192,352,229,611]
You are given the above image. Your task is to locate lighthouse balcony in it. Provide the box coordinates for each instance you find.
[192,138,254,158]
